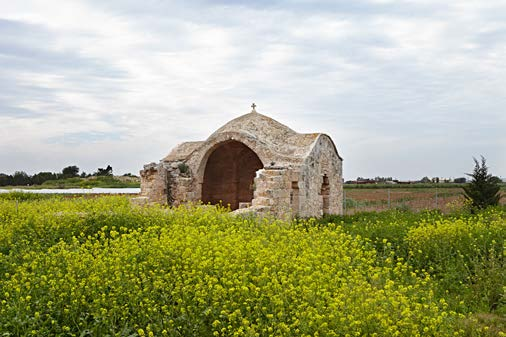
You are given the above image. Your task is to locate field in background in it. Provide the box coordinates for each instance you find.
[0,175,140,189]
[344,186,506,214]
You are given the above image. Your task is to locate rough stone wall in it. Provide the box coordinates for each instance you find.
[297,135,343,217]
[172,176,193,205]
[252,167,292,218]
[288,169,302,215]
[139,163,168,204]
[140,161,196,206]
[163,161,194,206]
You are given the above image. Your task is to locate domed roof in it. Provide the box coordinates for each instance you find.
[210,110,295,139]
[208,110,320,159]
[162,108,339,164]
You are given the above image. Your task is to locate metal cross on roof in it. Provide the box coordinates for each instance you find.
[251,103,257,111]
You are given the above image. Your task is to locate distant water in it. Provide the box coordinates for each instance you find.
[0,188,140,194]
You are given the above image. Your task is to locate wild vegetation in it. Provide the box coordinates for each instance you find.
[463,157,503,210]
[0,176,139,190]
[39,175,140,189]
[0,194,504,336]
[0,165,140,188]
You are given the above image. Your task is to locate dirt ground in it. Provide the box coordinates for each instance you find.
[344,188,506,214]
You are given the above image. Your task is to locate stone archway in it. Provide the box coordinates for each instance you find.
[201,140,263,210]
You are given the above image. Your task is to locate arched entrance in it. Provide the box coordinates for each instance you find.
[201,140,263,210]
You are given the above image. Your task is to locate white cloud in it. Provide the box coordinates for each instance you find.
[0,0,505,178]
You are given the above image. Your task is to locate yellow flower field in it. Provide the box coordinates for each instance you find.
[0,195,504,336]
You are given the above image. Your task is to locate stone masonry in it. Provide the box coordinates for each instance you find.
[140,106,343,218]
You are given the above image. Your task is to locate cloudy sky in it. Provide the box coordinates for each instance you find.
[1,0,505,180]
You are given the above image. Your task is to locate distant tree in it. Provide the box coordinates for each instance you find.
[490,176,502,184]
[12,171,31,186]
[420,176,431,183]
[95,165,113,177]
[62,165,80,178]
[0,173,13,186]
[32,172,57,185]
[374,176,393,182]
[463,156,502,210]
[454,177,466,184]
[80,172,87,178]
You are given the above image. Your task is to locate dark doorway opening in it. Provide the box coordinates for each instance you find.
[202,141,263,210]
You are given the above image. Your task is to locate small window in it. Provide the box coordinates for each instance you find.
[321,175,330,214]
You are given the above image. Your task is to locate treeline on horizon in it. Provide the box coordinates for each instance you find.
[0,165,137,187]
[346,175,504,185]
[345,176,470,184]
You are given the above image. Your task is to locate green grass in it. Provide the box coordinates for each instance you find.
[1,176,140,190]
[40,176,139,188]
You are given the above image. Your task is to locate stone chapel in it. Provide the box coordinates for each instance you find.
[140,105,343,217]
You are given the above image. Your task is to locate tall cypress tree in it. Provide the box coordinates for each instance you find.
[463,156,502,209]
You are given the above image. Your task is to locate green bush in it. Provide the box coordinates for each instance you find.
[463,157,502,210]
